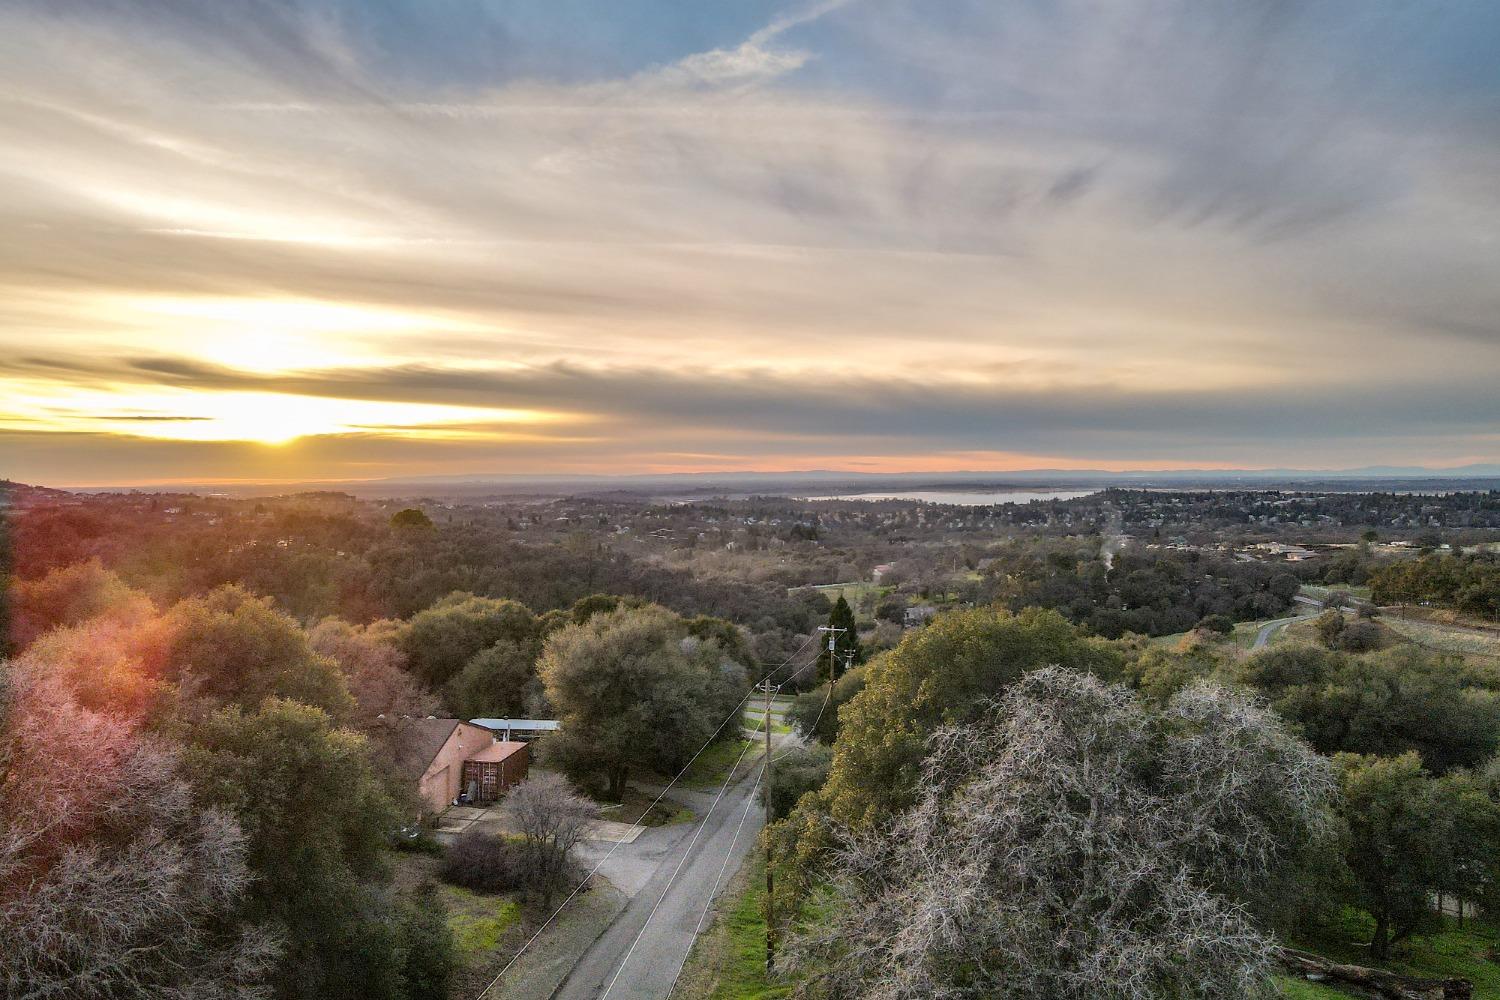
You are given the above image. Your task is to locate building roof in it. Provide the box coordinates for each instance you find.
[378,717,480,781]
[469,718,561,732]
[467,740,528,763]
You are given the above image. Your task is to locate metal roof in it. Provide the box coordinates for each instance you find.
[469,718,560,731]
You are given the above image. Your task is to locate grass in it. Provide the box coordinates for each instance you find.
[743,712,792,735]
[672,852,791,1000]
[1288,910,1500,998]
[597,784,695,827]
[439,884,523,959]
[1274,976,1356,998]
[1381,616,1500,660]
[682,737,761,788]
[1300,583,1374,603]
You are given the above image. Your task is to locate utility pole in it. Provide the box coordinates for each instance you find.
[758,676,777,973]
[817,624,845,684]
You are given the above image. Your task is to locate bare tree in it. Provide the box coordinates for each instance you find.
[307,617,438,721]
[507,772,598,908]
[0,659,277,1000]
[791,667,1335,1000]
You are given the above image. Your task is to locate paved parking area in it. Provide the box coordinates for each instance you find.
[434,803,645,845]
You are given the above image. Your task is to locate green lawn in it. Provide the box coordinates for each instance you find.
[743,711,792,735]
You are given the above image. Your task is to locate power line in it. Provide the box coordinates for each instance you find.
[599,734,759,1000]
[474,629,822,1000]
[666,763,766,999]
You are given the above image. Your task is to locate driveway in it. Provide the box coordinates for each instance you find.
[1252,613,1317,649]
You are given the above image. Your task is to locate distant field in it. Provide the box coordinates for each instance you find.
[803,581,886,617]
[1299,583,1374,602]
[1381,616,1500,660]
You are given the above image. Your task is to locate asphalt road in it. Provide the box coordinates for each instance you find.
[1253,613,1316,649]
[552,759,766,1000]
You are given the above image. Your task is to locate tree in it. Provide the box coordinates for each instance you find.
[817,595,862,683]
[308,617,438,722]
[396,885,454,1000]
[1198,612,1235,635]
[818,607,1122,830]
[7,558,148,651]
[164,586,355,719]
[390,508,433,531]
[538,605,748,799]
[443,639,541,720]
[185,698,409,1000]
[1240,644,1500,773]
[399,593,538,689]
[1336,753,1452,960]
[786,665,866,745]
[763,744,832,822]
[1315,609,1346,646]
[1337,620,1383,652]
[508,772,598,908]
[792,669,1334,999]
[1,660,276,999]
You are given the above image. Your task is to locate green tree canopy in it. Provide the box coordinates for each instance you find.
[442,638,540,720]
[164,586,355,719]
[1336,752,1454,960]
[1240,644,1500,773]
[537,604,749,799]
[389,508,433,530]
[185,698,409,999]
[819,606,1123,829]
[398,592,538,689]
[817,595,862,683]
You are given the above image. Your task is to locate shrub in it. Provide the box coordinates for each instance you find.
[1338,621,1383,652]
[440,830,525,894]
[1315,610,1346,647]
[1197,613,1234,635]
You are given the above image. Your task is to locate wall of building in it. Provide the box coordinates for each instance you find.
[418,722,496,813]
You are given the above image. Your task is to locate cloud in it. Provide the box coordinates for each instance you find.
[0,0,1497,483]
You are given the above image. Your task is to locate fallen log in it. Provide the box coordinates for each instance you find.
[1276,947,1473,1000]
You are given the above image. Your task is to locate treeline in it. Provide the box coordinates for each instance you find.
[1,551,755,999]
[2,564,449,1000]
[1093,487,1500,534]
[981,540,1299,637]
[8,498,826,651]
[768,607,1500,994]
[1369,551,1500,618]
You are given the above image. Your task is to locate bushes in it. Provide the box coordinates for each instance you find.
[441,830,527,894]
[762,744,832,822]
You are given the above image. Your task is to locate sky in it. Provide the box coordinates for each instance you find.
[2,0,1498,486]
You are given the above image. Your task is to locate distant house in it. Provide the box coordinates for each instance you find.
[389,718,530,815]
[904,605,938,628]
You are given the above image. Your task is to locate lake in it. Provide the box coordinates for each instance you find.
[800,489,1098,506]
